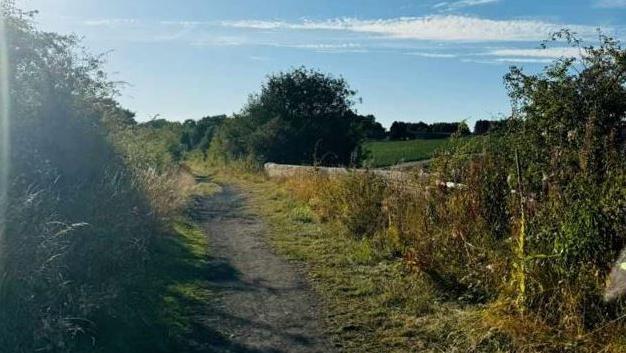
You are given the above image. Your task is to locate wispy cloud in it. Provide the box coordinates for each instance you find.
[408,52,458,58]
[494,57,553,63]
[486,47,583,58]
[159,20,206,26]
[433,0,501,11]
[594,0,626,8]
[249,55,271,61]
[191,36,249,47]
[221,15,603,42]
[75,15,617,64]
[282,43,367,53]
[83,18,139,27]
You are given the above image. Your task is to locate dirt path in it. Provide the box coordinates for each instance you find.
[186,183,334,353]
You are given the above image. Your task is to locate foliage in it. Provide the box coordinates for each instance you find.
[208,67,368,166]
[389,121,465,140]
[317,172,388,239]
[473,119,507,135]
[180,115,226,153]
[500,30,626,330]
[351,113,387,140]
[0,3,190,352]
[279,32,626,352]
[431,31,626,333]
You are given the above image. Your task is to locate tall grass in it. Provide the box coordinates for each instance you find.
[271,34,626,352]
[0,5,192,351]
[278,130,626,351]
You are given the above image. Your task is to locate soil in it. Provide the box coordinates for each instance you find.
[185,183,334,353]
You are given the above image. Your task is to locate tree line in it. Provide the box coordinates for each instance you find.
[158,68,503,167]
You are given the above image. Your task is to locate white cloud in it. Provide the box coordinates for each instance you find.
[191,36,248,47]
[435,0,501,11]
[189,39,367,52]
[159,20,205,26]
[486,47,583,58]
[460,58,500,65]
[221,15,603,42]
[494,57,553,63]
[257,42,368,53]
[288,43,361,49]
[453,0,500,6]
[286,43,366,52]
[408,52,458,58]
[249,56,270,61]
[594,0,626,8]
[83,18,139,27]
[460,57,552,65]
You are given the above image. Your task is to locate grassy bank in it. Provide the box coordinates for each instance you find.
[200,169,490,352]
[193,156,626,353]
[364,139,450,167]
[0,7,201,351]
[111,176,224,352]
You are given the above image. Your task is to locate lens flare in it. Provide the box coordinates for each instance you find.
[0,12,9,239]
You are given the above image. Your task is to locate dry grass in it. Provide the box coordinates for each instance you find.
[260,167,626,353]
[132,166,196,219]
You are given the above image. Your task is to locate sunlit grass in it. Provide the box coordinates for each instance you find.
[364,139,450,167]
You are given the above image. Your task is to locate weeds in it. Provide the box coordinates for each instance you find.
[0,5,199,351]
[274,136,625,351]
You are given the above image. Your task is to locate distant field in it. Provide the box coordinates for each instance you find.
[364,138,450,167]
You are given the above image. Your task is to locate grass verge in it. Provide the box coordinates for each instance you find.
[211,172,509,353]
[98,176,224,353]
[191,163,622,352]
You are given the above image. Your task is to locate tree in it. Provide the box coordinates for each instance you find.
[210,67,368,166]
[389,121,462,140]
[474,120,492,135]
[351,113,387,140]
[456,121,471,136]
[182,115,226,152]
[473,119,508,135]
[430,122,461,135]
[505,30,626,186]
[389,121,409,140]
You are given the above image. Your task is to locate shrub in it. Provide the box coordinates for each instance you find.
[281,32,626,350]
[0,5,185,351]
[208,67,368,166]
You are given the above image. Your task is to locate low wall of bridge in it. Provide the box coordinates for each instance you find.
[263,162,420,183]
[263,162,465,190]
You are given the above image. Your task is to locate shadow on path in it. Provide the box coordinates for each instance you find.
[170,182,333,353]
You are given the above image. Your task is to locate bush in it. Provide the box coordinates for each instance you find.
[281,32,626,350]
[208,67,368,166]
[0,5,185,351]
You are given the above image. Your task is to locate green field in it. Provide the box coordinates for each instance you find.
[364,138,450,167]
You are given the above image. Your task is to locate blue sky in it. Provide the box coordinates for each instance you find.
[14,0,626,127]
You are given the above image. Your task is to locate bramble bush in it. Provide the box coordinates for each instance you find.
[282,32,626,351]
[0,3,188,351]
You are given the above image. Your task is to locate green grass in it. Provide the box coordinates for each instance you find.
[96,178,224,353]
[364,139,450,167]
[215,172,507,352]
[207,164,626,353]
[93,219,210,353]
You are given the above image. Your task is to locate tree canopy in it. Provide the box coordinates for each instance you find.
[389,121,466,140]
[209,67,368,166]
